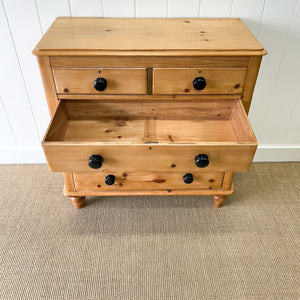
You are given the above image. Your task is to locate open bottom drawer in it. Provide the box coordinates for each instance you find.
[42,99,257,172]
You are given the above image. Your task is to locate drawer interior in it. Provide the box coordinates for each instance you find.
[44,99,256,145]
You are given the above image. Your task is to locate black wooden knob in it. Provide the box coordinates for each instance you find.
[88,155,103,169]
[195,154,209,168]
[183,173,193,184]
[193,77,206,90]
[105,175,115,185]
[94,77,107,91]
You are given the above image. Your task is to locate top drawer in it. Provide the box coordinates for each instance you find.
[53,68,147,95]
[153,68,247,95]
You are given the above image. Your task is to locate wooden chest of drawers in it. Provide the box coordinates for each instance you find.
[33,18,266,208]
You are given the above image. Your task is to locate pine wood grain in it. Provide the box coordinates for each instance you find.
[58,94,242,101]
[231,100,257,143]
[36,56,58,116]
[64,119,145,143]
[43,144,257,173]
[63,173,76,192]
[73,171,224,191]
[212,195,227,207]
[153,67,247,95]
[70,196,85,209]
[64,99,235,120]
[242,56,262,113]
[42,99,257,173]
[50,56,250,68]
[33,17,265,205]
[33,18,266,56]
[63,186,234,197]
[221,172,234,191]
[42,101,68,142]
[53,68,147,95]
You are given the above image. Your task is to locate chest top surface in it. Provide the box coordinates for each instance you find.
[33,17,266,56]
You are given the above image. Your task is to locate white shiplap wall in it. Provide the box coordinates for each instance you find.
[0,0,300,163]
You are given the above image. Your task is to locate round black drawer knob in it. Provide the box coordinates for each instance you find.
[183,173,193,184]
[195,154,209,168]
[105,175,115,186]
[193,77,206,90]
[88,155,103,169]
[94,77,107,91]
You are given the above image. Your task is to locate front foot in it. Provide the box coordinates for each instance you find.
[212,195,227,208]
[70,196,85,209]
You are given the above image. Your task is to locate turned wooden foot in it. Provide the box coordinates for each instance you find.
[212,195,227,208]
[70,197,85,209]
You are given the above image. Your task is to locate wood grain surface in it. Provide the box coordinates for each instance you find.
[73,171,224,191]
[153,67,247,94]
[53,68,147,95]
[33,18,266,56]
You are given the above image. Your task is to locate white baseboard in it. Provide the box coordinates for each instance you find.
[0,146,299,164]
[0,148,46,164]
[254,146,300,162]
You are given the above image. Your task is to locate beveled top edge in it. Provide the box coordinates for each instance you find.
[33,17,266,56]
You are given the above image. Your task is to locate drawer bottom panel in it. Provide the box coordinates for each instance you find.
[73,171,224,192]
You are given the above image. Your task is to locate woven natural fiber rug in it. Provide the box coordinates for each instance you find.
[0,163,299,299]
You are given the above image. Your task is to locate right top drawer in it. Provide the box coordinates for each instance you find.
[153,68,247,95]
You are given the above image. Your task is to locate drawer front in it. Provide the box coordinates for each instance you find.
[73,171,223,191]
[43,144,256,173]
[153,68,247,95]
[53,68,148,94]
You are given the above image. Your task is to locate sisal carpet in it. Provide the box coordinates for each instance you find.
[0,163,299,299]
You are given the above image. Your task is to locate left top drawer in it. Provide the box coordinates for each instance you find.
[53,68,148,95]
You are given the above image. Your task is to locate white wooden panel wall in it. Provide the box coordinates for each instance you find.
[70,0,102,17]
[200,0,233,17]
[103,0,134,17]
[0,0,300,163]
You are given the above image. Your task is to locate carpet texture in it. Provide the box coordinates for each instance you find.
[0,163,299,299]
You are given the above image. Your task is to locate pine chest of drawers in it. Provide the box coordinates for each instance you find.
[33,17,266,208]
